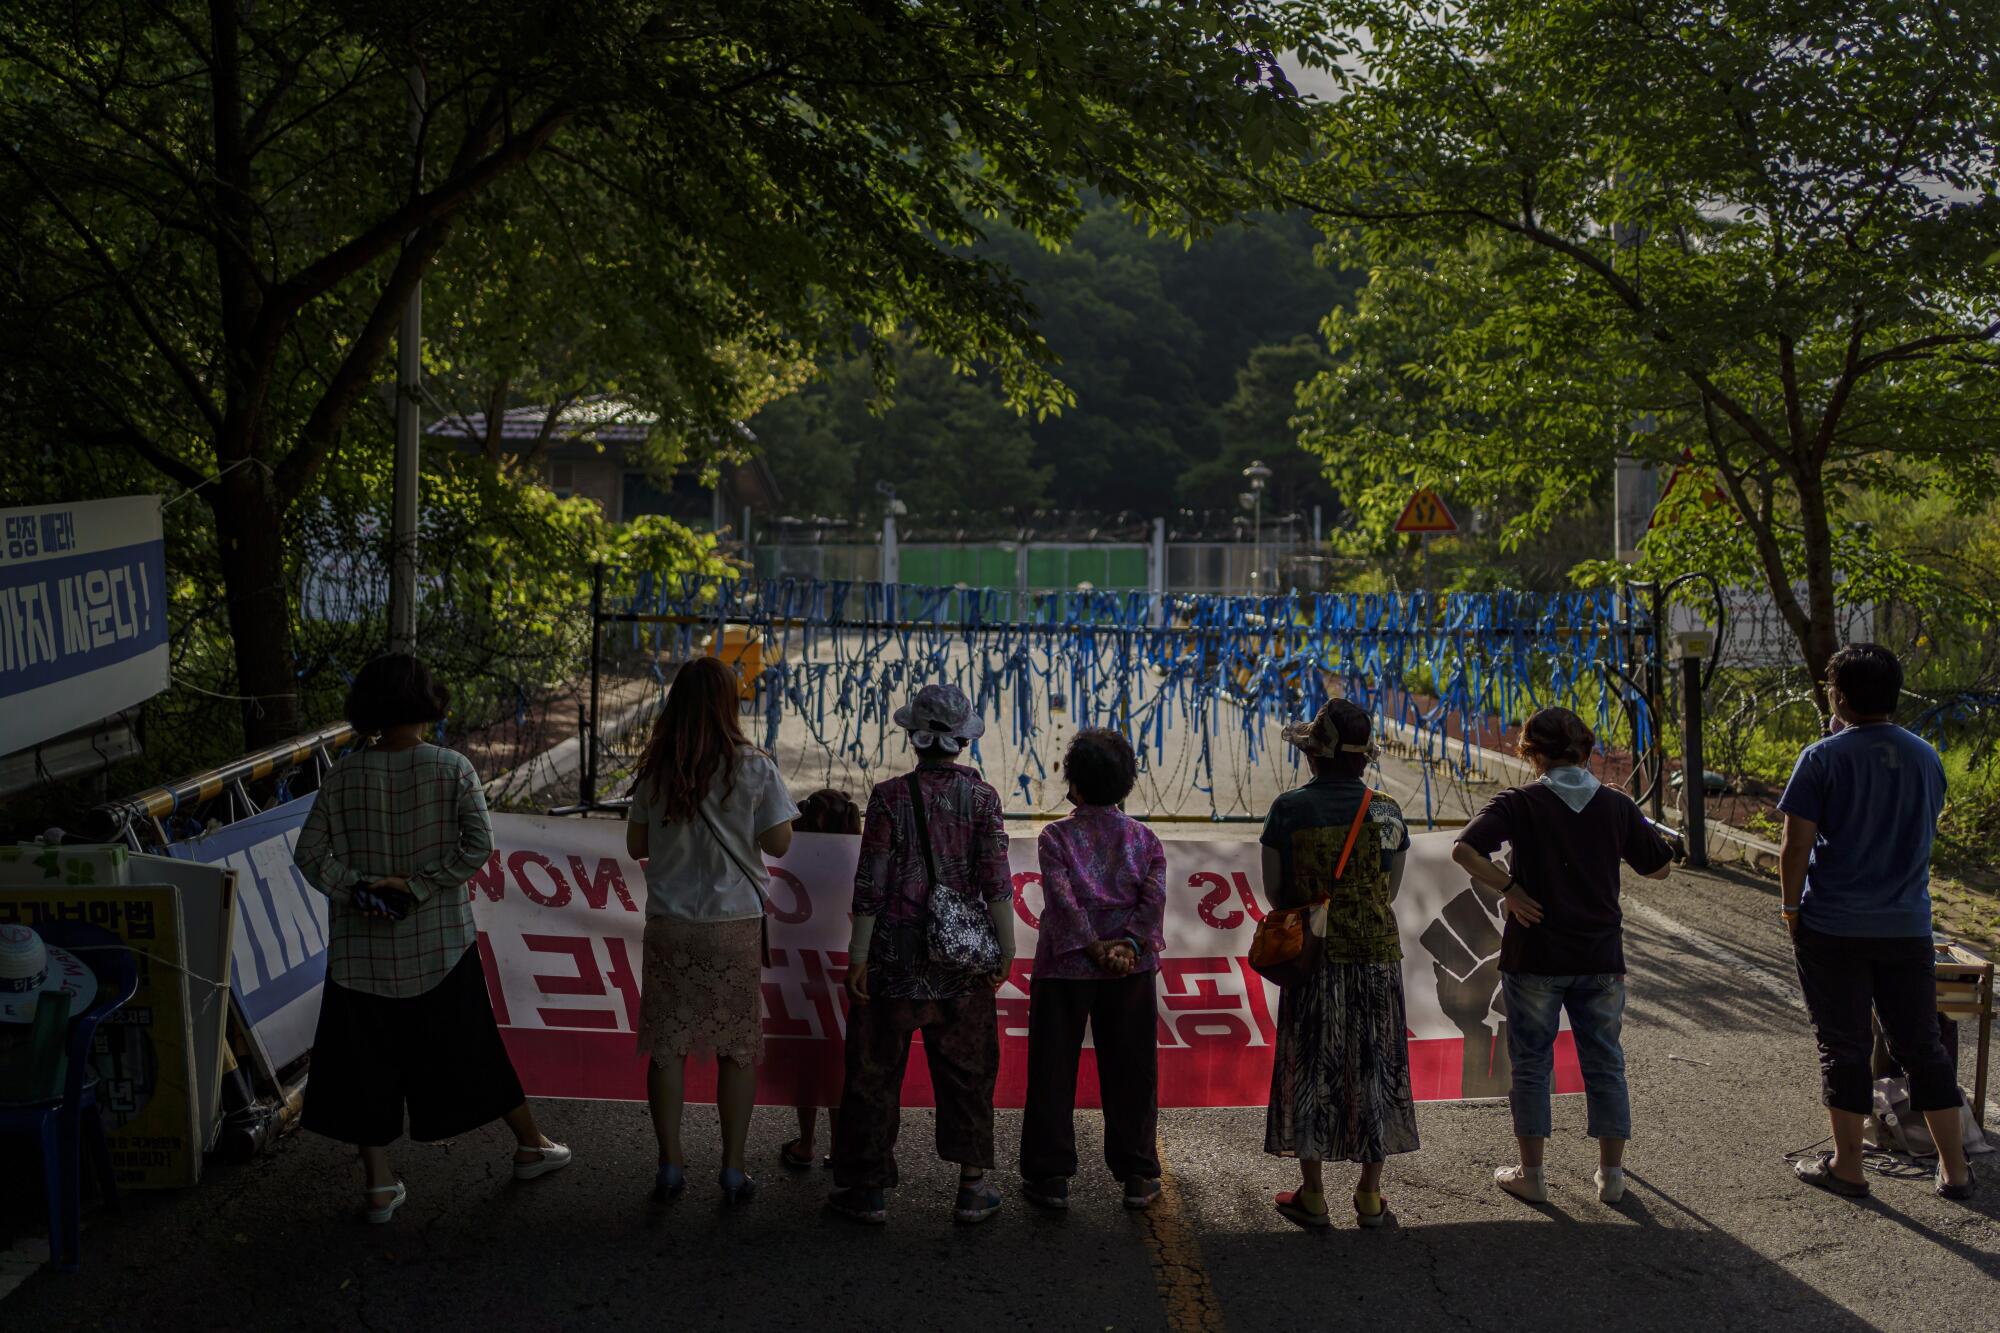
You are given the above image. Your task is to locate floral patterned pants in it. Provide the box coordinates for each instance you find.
[833,990,998,1189]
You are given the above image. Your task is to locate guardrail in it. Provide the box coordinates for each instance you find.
[93,721,360,851]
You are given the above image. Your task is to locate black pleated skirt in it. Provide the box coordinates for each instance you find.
[302,945,525,1146]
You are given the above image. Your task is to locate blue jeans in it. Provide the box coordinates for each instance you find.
[1502,973,1630,1141]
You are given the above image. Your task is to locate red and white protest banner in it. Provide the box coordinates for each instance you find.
[471,817,1581,1107]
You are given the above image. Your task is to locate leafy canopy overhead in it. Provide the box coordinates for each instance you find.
[1290,0,2000,690]
[0,0,1322,744]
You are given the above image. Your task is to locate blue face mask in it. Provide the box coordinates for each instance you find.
[1538,764,1602,813]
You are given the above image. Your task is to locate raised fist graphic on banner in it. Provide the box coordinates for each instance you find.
[1420,886,1511,1098]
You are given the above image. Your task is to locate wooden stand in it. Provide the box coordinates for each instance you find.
[1937,941,1995,1127]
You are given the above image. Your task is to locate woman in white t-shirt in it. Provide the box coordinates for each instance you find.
[625,656,797,1204]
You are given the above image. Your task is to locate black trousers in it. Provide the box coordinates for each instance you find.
[1793,925,1961,1118]
[303,946,526,1146]
[1020,972,1160,1183]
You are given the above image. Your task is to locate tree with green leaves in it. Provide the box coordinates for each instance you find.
[750,341,1052,519]
[1290,0,2000,705]
[1,0,1314,747]
[752,204,1351,522]
[1180,336,1336,514]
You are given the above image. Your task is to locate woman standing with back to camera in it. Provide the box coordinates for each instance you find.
[828,683,1015,1227]
[1260,699,1416,1230]
[1452,706,1674,1206]
[626,656,798,1204]
[296,654,570,1225]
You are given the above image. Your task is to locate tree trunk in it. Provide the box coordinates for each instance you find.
[482,375,511,460]
[212,467,303,749]
[1795,467,1841,716]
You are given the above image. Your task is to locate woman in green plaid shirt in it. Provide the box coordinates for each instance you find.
[295,655,570,1224]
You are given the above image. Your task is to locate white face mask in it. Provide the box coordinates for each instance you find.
[1538,764,1602,813]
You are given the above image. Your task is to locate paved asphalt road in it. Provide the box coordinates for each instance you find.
[3,849,1993,1332]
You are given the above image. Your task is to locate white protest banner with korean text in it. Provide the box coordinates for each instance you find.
[473,817,1578,1107]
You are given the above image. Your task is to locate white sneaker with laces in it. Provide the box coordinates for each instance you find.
[1595,1167,1626,1203]
[1495,1165,1548,1203]
[514,1141,573,1181]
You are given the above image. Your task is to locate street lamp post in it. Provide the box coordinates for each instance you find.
[387,66,427,654]
[874,481,906,609]
[1242,459,1272,592]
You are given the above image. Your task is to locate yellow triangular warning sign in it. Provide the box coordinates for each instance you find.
[1393,488,1458,534]
[1648,464,1728,530]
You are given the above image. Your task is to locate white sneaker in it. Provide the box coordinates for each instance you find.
[1595,1167,1626,1203]
[1495,1165,1548,1203]
[514,1141,573,1181]
[364,1180,407,1224]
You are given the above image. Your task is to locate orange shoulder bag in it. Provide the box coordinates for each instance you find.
[1248,789,1373,988]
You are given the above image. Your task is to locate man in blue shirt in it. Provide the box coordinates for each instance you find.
[1778,644,1972,1201]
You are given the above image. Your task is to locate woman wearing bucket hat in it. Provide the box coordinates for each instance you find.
[295,654,569,1224]
[1260,698,1418,1230]
[828,682,1016,1226]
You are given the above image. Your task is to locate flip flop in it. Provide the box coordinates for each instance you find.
[1353,1192,1391,1229]
[1793,1152,1869,1199]
[1274,1189,1331,1230]
[779,1138,816,1172]
[1936,1165,1977,1201]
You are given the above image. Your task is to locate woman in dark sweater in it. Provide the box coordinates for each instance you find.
[1452,708,1674,1206]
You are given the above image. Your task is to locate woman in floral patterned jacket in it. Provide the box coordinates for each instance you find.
[1019,727,1168,1213]
[828,683,1015,1227]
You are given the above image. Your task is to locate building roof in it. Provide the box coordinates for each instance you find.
[428,395,660,446]
[427,393,780,511]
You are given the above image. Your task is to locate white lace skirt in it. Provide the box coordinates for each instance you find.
[636,916,764,1066]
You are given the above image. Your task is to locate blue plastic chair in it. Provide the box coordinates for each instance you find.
[0,922,138,1272]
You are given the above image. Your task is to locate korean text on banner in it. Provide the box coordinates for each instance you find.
[0,495,169,756]
[0,843,236,1149]
[0,884,203,1188]
[470,818,1578,1109]
[168,796,328,1078]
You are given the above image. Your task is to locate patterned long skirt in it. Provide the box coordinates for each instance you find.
[1265,958,1420,1163]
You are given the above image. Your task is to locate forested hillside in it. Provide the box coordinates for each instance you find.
[749,206,1353,521]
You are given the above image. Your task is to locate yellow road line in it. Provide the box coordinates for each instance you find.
[1140,1163,1227,1333]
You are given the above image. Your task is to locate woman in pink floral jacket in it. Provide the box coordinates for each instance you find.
[1019,727,1168,1212]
